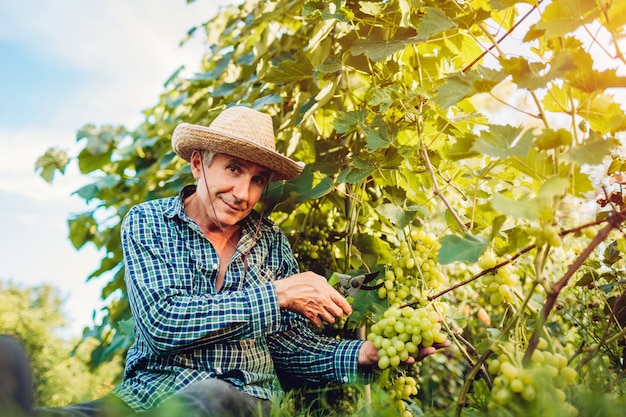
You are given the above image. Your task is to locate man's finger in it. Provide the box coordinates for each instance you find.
[330,289,352,315]
[416,346,437,361]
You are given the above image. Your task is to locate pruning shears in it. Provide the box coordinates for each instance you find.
[336,271,382,298]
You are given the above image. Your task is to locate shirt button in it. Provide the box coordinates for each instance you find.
[212,263,219,270]
[342,376,348,383]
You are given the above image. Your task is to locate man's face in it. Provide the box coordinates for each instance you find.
[193,152,271,227]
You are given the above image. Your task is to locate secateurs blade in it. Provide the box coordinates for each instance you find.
[337,271,381,298]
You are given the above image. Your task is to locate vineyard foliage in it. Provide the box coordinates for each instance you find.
[36,0,626,415]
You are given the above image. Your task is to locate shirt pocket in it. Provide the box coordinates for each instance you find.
[242,263,276,287]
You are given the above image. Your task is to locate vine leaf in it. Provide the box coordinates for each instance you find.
[438,233,488,264]
[264,51,313,83]
[471,124,533,159]
[577,94,626,134]
[375,204,419,229]
[35,147,69,183]
[525,0,601,40]
[563,137,620,165]
[490,177,570,221]
[417,7,457,39]
[433,67,505,109]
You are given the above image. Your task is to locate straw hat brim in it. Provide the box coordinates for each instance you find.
[172,123,304,181]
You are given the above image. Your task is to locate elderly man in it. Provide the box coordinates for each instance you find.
[2,106,447,417]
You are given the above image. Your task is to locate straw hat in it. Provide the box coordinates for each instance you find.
[172,106,304,181]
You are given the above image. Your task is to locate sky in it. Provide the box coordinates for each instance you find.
[0,0,235,337]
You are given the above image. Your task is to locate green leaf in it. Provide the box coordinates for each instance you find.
[500,53,576,90]
[252,94,283,109]
[334,110,367,134]
[568,66,626,94]
[308,177,334,199]
[35,147,69,183]
[578,94,626,134]
[375,204,419,229]
[117,317,135,335]
[76,125,116,156]
[538,176,571,200]
[68,213,98,249]
[351,37,409,62]
[438,233,488,264]
[365,121,397,151]
[490,193,542,220]
[433,67,506,108]
[358,1,387,16]
[193,55,232,81]
[416,7,457,39]
[526,0,601,40]
[563,138,620,165]
[606,0,626,31]
[490,177,569,221]
[337,163,376,184]
[471,125,532,159]
[265,51,314,83]
[351,28,423,61]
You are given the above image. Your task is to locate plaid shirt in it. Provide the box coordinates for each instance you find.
[113,186,365,411]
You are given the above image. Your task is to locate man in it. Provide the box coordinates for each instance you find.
[113,105,376,416]
[2,106,447,417]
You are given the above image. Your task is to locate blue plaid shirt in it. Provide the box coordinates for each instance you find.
[113,186,365,411]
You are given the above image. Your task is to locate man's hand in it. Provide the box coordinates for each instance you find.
[274,272,352,327]
[357,340,452,367]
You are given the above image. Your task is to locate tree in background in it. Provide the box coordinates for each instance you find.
[0,281,122,407]
[36,0,626,415]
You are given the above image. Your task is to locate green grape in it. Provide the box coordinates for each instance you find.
[384,373,419,415]
[482,263,518,307]
[478,250,498,270]
[368,303,448,370]
[486,341,579,414]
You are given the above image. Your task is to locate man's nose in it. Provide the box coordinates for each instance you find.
[232,178,250,202]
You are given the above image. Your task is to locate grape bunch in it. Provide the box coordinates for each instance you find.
[377,230,445,304]
[478,251,519,307]
[528,223,562,247]
[292,225,338,274]
[384,374,419,417]
[367,305,447,370]
[486,340,578,416]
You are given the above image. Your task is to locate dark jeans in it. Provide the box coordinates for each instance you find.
[0,335,271,417]
[35,380,272,417]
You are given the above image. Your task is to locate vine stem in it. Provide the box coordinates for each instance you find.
[522,208,626,365]
[419,147,468,233]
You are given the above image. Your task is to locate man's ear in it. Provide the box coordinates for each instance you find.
[190,150,203,179]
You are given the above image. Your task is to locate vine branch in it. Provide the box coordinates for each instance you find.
[419,147,468,233]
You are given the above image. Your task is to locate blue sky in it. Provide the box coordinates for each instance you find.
[0,0,234,337]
